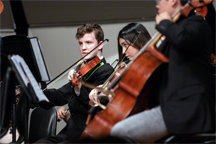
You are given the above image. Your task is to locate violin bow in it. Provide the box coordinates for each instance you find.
[43,39,109,90]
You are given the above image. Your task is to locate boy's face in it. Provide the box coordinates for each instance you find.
[78,32,100,60]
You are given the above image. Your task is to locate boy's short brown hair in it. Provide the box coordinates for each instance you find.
[180,0,188,6]
[76,22,104,43]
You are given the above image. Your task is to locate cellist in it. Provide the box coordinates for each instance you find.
[110,0,215,143]
[88,22,151,105]
[34,22,113,143]
[89,22,151,103]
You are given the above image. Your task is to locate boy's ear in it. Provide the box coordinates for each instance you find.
[98,41,104,50]
[172,0,178,7]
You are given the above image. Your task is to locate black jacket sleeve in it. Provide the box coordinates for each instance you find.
[156,16,211,50]
[43,82,74,106]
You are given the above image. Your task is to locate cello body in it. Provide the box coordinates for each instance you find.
[80,0,213,141]
[80,46,169,141]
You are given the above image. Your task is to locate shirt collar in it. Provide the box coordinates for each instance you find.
[99,56,104,60]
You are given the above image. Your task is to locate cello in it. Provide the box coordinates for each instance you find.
[80,0,213,142]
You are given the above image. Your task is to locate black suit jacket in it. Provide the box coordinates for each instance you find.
[0,36,3,80]
[44,58,113,142]
[156,15,215,134]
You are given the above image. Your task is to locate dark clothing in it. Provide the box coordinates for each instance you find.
[0,36,3,81]
[156,15,215,134]
[35,132,71,144]
[37,58,113,143]
[0,36,2,53]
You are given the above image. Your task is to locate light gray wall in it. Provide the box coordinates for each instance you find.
[0,32,16,37]
[28,21,156,134]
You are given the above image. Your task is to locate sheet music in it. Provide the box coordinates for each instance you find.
[30,37,50,81]
[11,56,29,86]
[11,55,49,102]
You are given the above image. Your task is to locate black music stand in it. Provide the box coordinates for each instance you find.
[0,35,51,143]
[1,35,50,88]
[0,55,52,143]
[0,67,16,141]
[0,64,29,143]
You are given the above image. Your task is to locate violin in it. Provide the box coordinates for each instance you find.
[109,62,127,82]
[72,56,101,86]
[194,6,208,17]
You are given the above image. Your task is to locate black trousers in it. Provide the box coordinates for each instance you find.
[34,133,70,144]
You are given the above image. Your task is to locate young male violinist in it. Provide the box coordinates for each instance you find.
[35,22,113,143]
[110,0,215,143]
